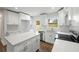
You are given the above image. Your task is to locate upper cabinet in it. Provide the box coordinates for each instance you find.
[40,14,48,31]
[19,13,31,20]
[7,11,19,25]
[40,14,48,25]
[58,10,66,26]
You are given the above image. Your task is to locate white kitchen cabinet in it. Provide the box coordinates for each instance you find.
[40,14,56,44]
[0,11,3,37]
[58,8,70,26]
[14,41,27,52]
[25,40,33,52]
[32,36,40,52]
[24,36,40,52]
[20,13,31,20]
[40,14,48,31]
[58,10,65,26]
[7,11,19,25]
[6,32,40,52]
[45,34,52,43]
[44,30,55,44]
[19,13,31,32]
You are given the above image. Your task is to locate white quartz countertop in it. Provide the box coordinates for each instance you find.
[52,39,79,52]
[56,31,72,35]
[5,32,40,45]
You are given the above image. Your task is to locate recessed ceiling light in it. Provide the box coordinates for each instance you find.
[15,7,18,9]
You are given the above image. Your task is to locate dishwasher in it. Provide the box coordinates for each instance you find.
[39,31,45,41]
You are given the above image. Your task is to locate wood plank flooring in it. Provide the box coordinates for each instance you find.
[39,41,53,52]
[0,40,7,52]
[0,40,53,52]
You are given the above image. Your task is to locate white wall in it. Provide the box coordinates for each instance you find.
[0,13,2,37]
[0,10,4,38]
[0,9,7,45]
[70,8,79,32]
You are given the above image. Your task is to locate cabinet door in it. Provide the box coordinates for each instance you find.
[58,10,65,26]
[32,36,40,52]
[36,36,40,49]
[44,32,54,44]
[25,40,33,52]
[25,36,40,52]
[20,13,26,20]
[7,11,12,24]
[49,35,55,44]
[12,12,19,24]
[7,11,19,24]
[32,38,38,51]
[14,41,27,52]
[20,13,31,20]
[44,32,49,42]
[40,14,48,30]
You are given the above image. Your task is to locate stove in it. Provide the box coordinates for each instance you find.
[58,33,79,43]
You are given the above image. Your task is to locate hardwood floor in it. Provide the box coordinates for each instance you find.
[39,41,53,52]
[0,40,7,52]
[0,40,53,52]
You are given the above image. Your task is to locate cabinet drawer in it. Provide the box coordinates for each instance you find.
[14,41,27,52]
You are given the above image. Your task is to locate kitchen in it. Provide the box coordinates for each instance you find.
[0,7,79,52]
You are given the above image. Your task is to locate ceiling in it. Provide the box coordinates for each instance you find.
[4,7,61,16]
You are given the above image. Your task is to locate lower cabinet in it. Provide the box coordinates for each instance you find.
[25,41,33,52]
[44,31,55,44]
[32,36,40,52]
[7,35,40,52]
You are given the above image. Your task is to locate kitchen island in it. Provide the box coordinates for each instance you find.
[5,31,40,52]
[52,39,79,52]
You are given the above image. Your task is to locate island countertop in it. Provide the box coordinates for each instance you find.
[52,39,79,52]
[5,31,40,45]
